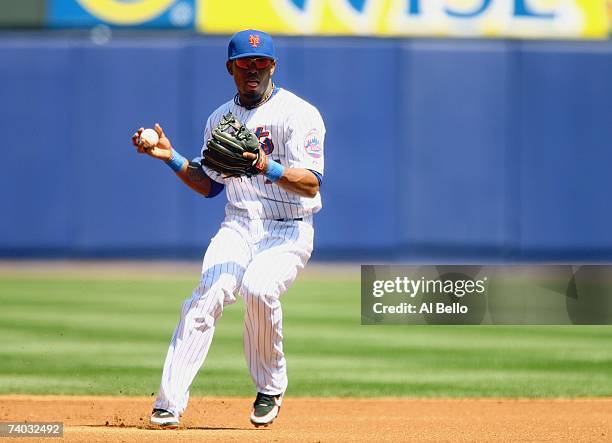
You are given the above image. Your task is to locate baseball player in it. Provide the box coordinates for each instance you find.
[130,29,325,428]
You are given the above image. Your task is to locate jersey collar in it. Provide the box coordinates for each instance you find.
[234,84,280,110]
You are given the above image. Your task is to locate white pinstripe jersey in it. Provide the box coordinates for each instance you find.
[200,88,325,220]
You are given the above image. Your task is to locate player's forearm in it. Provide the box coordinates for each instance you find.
[175,161,214,197]
[276,168,319,198]
[163,149,215,197]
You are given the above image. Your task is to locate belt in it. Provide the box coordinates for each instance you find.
[274,218,303,222]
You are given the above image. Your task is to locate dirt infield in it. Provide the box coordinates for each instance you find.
[1,396,611,442]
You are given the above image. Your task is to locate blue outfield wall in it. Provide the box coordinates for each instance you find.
[1,33,612,260]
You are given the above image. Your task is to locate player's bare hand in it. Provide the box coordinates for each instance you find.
[243,148,268,174]
[130,123,173,161]
[131,127,145,149]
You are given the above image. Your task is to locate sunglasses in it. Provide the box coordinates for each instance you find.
[234,58,273,70]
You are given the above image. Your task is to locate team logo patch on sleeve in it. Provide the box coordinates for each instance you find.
[304,129,322,158]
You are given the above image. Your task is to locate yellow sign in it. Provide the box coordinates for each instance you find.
[76,0,176,24]
[197,0,608,39]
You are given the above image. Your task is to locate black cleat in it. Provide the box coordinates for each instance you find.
[150,409,179,428]
[250,392,283,427]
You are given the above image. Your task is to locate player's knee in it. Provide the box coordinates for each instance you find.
[195,273,237,304]
[179,298,220,331]
[180,286,225,330]
[180,274,234,314]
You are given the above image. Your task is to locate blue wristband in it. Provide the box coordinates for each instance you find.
[264,159,285,182]
[165,149,188,172]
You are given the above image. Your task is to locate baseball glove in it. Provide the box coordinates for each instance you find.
[202,113,264,178]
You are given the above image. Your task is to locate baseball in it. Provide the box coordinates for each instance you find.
[140,128,159,148]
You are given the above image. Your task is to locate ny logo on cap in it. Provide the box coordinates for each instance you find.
[249,34,260,48]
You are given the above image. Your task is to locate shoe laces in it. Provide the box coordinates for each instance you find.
[254,392,277,407]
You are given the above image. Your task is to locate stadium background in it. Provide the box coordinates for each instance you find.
[1,3,612,440]
[2,0,612,261]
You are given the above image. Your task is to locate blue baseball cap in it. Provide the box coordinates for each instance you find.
[228,29,276,61]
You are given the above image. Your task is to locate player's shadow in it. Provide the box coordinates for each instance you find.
[88,424,256,431]
[172,426,263,431]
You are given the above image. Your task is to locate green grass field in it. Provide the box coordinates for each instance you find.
[1,270,611,397]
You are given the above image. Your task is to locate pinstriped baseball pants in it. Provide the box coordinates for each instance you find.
[154,214,314,416]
